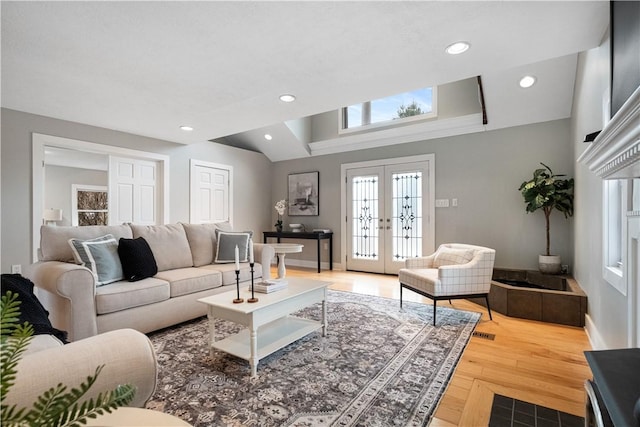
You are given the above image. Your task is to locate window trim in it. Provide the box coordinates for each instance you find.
[603,179,626,294]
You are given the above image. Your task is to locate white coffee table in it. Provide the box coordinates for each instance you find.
[198,278,330,377]
[269,243,303,278]
[84,408,191,426]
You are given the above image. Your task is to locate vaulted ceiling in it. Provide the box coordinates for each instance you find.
[2,1,609,162]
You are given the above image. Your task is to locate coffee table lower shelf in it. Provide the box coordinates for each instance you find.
[211,316,322,362]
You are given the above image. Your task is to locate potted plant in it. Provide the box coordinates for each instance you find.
[519,163,574,274]
[274,199,287,232]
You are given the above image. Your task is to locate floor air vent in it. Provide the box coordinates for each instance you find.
[472,331,496,340]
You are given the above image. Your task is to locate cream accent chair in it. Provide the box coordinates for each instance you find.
[4,329,157,410]
[398,243,495,326]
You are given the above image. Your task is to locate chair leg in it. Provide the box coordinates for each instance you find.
[485,295,493,320]
[433,300,437,326]
[400,284,403,308]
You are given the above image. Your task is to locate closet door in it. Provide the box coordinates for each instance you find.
[109,156,158,225]
[190,163,230,224]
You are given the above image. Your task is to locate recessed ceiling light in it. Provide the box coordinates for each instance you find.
[179,125,194,131]
[279,94,296,103]
[264,134,273,140]
[445,41,470,55]
[519,75,537,88]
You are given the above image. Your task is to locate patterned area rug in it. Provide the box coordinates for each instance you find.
[146,290,480,426]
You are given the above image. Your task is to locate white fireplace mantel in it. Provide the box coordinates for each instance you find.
[578,86,640,179]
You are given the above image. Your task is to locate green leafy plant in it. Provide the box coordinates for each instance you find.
[1,291,135,427]
[519,163,574,256]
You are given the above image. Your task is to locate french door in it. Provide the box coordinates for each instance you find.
[346,161,431,274]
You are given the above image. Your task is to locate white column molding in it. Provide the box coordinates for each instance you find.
[578,86,640,179]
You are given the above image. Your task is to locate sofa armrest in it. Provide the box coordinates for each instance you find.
[5,329,157,410]
[405,255,435,269]
[24,261,98,342]
[253,243,275,280]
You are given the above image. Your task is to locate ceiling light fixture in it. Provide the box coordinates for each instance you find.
[445,41,470,55]
[179,125,194,131]
[279,94,296,103]
[519,75,537,88]
[264,134,273,141]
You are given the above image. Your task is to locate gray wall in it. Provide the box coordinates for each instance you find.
[571,31,630,349]
[273,119,574,270]
[1,108,273,273]
[44,165,108,227]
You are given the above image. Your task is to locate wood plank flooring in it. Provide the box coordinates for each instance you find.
[279,267,593,426]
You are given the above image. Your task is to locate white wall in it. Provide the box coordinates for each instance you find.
[273,119,574,270]
[1,108,273,273]
[571,32,630,349]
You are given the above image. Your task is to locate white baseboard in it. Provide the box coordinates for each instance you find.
[270,259,343,271]
[585,314,608,350]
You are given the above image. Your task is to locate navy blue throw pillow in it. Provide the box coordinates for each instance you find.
[118,237,158,282]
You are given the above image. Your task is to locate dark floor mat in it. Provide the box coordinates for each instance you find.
[489,394,584,427]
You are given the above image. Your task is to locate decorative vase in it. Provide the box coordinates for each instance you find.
[539,255,562,274]
[276,225,283,233]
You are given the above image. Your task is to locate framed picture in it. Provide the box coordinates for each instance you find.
[288,171,319,216]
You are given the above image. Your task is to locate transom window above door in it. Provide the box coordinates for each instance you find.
[340,87,436,132]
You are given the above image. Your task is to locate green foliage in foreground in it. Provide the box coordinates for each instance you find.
[1,291,136,427]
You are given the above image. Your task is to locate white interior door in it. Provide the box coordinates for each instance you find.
[346,161,430,274]
[190,163,230,224]
[109,156,158,225]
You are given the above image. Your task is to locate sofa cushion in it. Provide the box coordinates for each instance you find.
[155,267,222,297]
[214,230,252,263]
[118,237,158,282]
[69,234,124,286]
[433,248,474,268]
[182,222,237,267]
[181,223,218,267]
[201,262,262,286]
[95,278,170,315]
[131,223,193,271]
[40,224,133,262]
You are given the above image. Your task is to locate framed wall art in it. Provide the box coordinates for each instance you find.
[288,171,319,216]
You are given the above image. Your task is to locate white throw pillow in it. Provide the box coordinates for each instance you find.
[433,248,474,268]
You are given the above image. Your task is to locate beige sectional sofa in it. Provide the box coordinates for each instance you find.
[26,222,275,341]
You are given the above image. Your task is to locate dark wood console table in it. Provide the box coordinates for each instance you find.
[263,231,333,273]
[584,348,640,426]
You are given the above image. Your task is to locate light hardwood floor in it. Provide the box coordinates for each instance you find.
[279,267,593,426]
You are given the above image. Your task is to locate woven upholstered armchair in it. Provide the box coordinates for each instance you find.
[398,243,496,325]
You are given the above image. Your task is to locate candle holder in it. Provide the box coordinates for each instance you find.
[233,270,244,303]
[248,262,258,303]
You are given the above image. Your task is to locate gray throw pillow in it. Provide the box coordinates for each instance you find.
[68,234,124,286]
[214,230,253,263]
